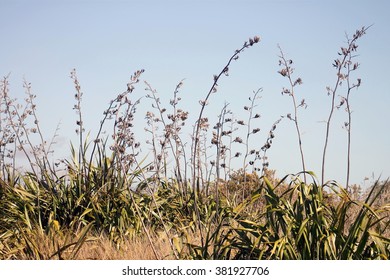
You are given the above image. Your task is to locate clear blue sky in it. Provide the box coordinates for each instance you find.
[1,0,389,187]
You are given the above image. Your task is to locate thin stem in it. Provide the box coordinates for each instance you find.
[321,26,369,186]
[344,51,360,191]
[242,89,261,195]
[192,37,260,192]
[345,95,352,191]
[278,46,306,183]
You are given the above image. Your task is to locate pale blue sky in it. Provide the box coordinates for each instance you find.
[1,0,389,186]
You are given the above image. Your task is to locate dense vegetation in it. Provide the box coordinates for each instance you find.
[1,27,389,260]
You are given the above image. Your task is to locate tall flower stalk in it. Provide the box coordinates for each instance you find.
[278,46,307,183]
[321,26,369,186]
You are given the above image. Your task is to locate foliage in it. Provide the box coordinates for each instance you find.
[1,28,389,260]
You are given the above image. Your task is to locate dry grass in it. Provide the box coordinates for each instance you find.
[12,230,180,260]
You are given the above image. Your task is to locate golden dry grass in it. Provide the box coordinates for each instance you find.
[14,230,179,260]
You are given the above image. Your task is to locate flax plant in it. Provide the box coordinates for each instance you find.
[210,103,231,215]
[190,36,260,245]
[0,75,19,178]
[241,89,262,175]
[229,174,390,260]
[144,79,189,198]
[260,118,282,176]
[210,104,235,198]
[70,69,86,181]
[192,36,261,192]
[336,34,366,190]
[321,26,370,186]
[278,46,307,183]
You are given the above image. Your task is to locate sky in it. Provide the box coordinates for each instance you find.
[1,0,389,187]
